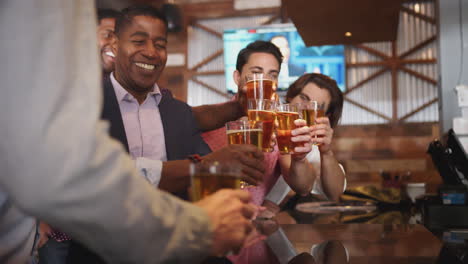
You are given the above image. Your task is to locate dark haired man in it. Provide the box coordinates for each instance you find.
[97,8,120,74]
[203,40,284,153]
[233,40,282,94]
[95,7,242,132]
[103,4,264,196]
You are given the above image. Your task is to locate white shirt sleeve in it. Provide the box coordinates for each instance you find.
[135,157,163,187]
[264,146,346,204]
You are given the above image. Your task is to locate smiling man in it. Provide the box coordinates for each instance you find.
[101,5,264,196]
[112,8,168,104]
[97,9,120,74]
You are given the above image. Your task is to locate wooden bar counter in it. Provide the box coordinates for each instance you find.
[202,223,442,264]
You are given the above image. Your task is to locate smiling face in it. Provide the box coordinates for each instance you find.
[97,18,116,73]
[112,15,167,96]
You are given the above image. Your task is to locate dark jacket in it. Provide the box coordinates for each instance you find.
[101,74,211,160]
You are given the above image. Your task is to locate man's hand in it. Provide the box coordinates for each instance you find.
[38,222,53,248]
[203,144,265,185]
[234,90,248,116]
[291,119,313,161]
[254,217,279,236]
[258,199,280,219]
[310,117,333,154]
[195,189,256,256]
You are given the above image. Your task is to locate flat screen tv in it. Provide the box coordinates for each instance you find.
[223,23,346,94]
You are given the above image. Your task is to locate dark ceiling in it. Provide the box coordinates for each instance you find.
[284,0,403,46]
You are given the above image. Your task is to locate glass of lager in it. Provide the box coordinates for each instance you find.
[226,120,263,188]
[247,99,277,152]
[190,161,241,202]
[298,101,325,145]
[276,103,301,154]
[226,120,264,149]
[244,73,277,101]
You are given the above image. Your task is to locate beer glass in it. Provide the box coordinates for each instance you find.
[226,120,263,150]
[226,120,263,188]
[190,161,241,201]
[276,103,301,154]
[244,73,277,101]
[299,101,325,145]
[247,99,277,152]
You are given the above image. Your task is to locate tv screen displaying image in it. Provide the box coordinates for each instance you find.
[223,23,346,94]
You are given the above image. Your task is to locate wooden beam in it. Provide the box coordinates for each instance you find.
[401,58,437,64]
[191,22,223,39]
[399,36,437,59]
[344,97,393,121]
[191,70,225,76]
[347,61,389,67]
[400,66,438,85]
[280,0,289,23]
[391,41,398,123]
[184,1,278,20]
[351,44,390,60]
[345,67,388,95]
[399,98,438,121]
[401,6,436,25]
[190,77,231,99]
[261,12,281,25]
[188,49,223,72]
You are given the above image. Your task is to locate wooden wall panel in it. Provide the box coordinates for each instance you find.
[332,123,442,185]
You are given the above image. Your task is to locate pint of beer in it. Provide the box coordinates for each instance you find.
[226,120,263,150]
[300,101,326,126]
[225,120,263,188]
[247,99,277,152]
[299,101,326,145]
[245,73,277,101]
[276,104,301,154]
[190,161,241,201]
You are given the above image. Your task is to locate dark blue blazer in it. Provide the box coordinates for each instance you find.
[101,75,211,161]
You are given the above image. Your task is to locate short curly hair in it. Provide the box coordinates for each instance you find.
[114,5,168,37]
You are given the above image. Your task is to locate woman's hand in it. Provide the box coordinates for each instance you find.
[291,119,312,161]
[311,117,333,154]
